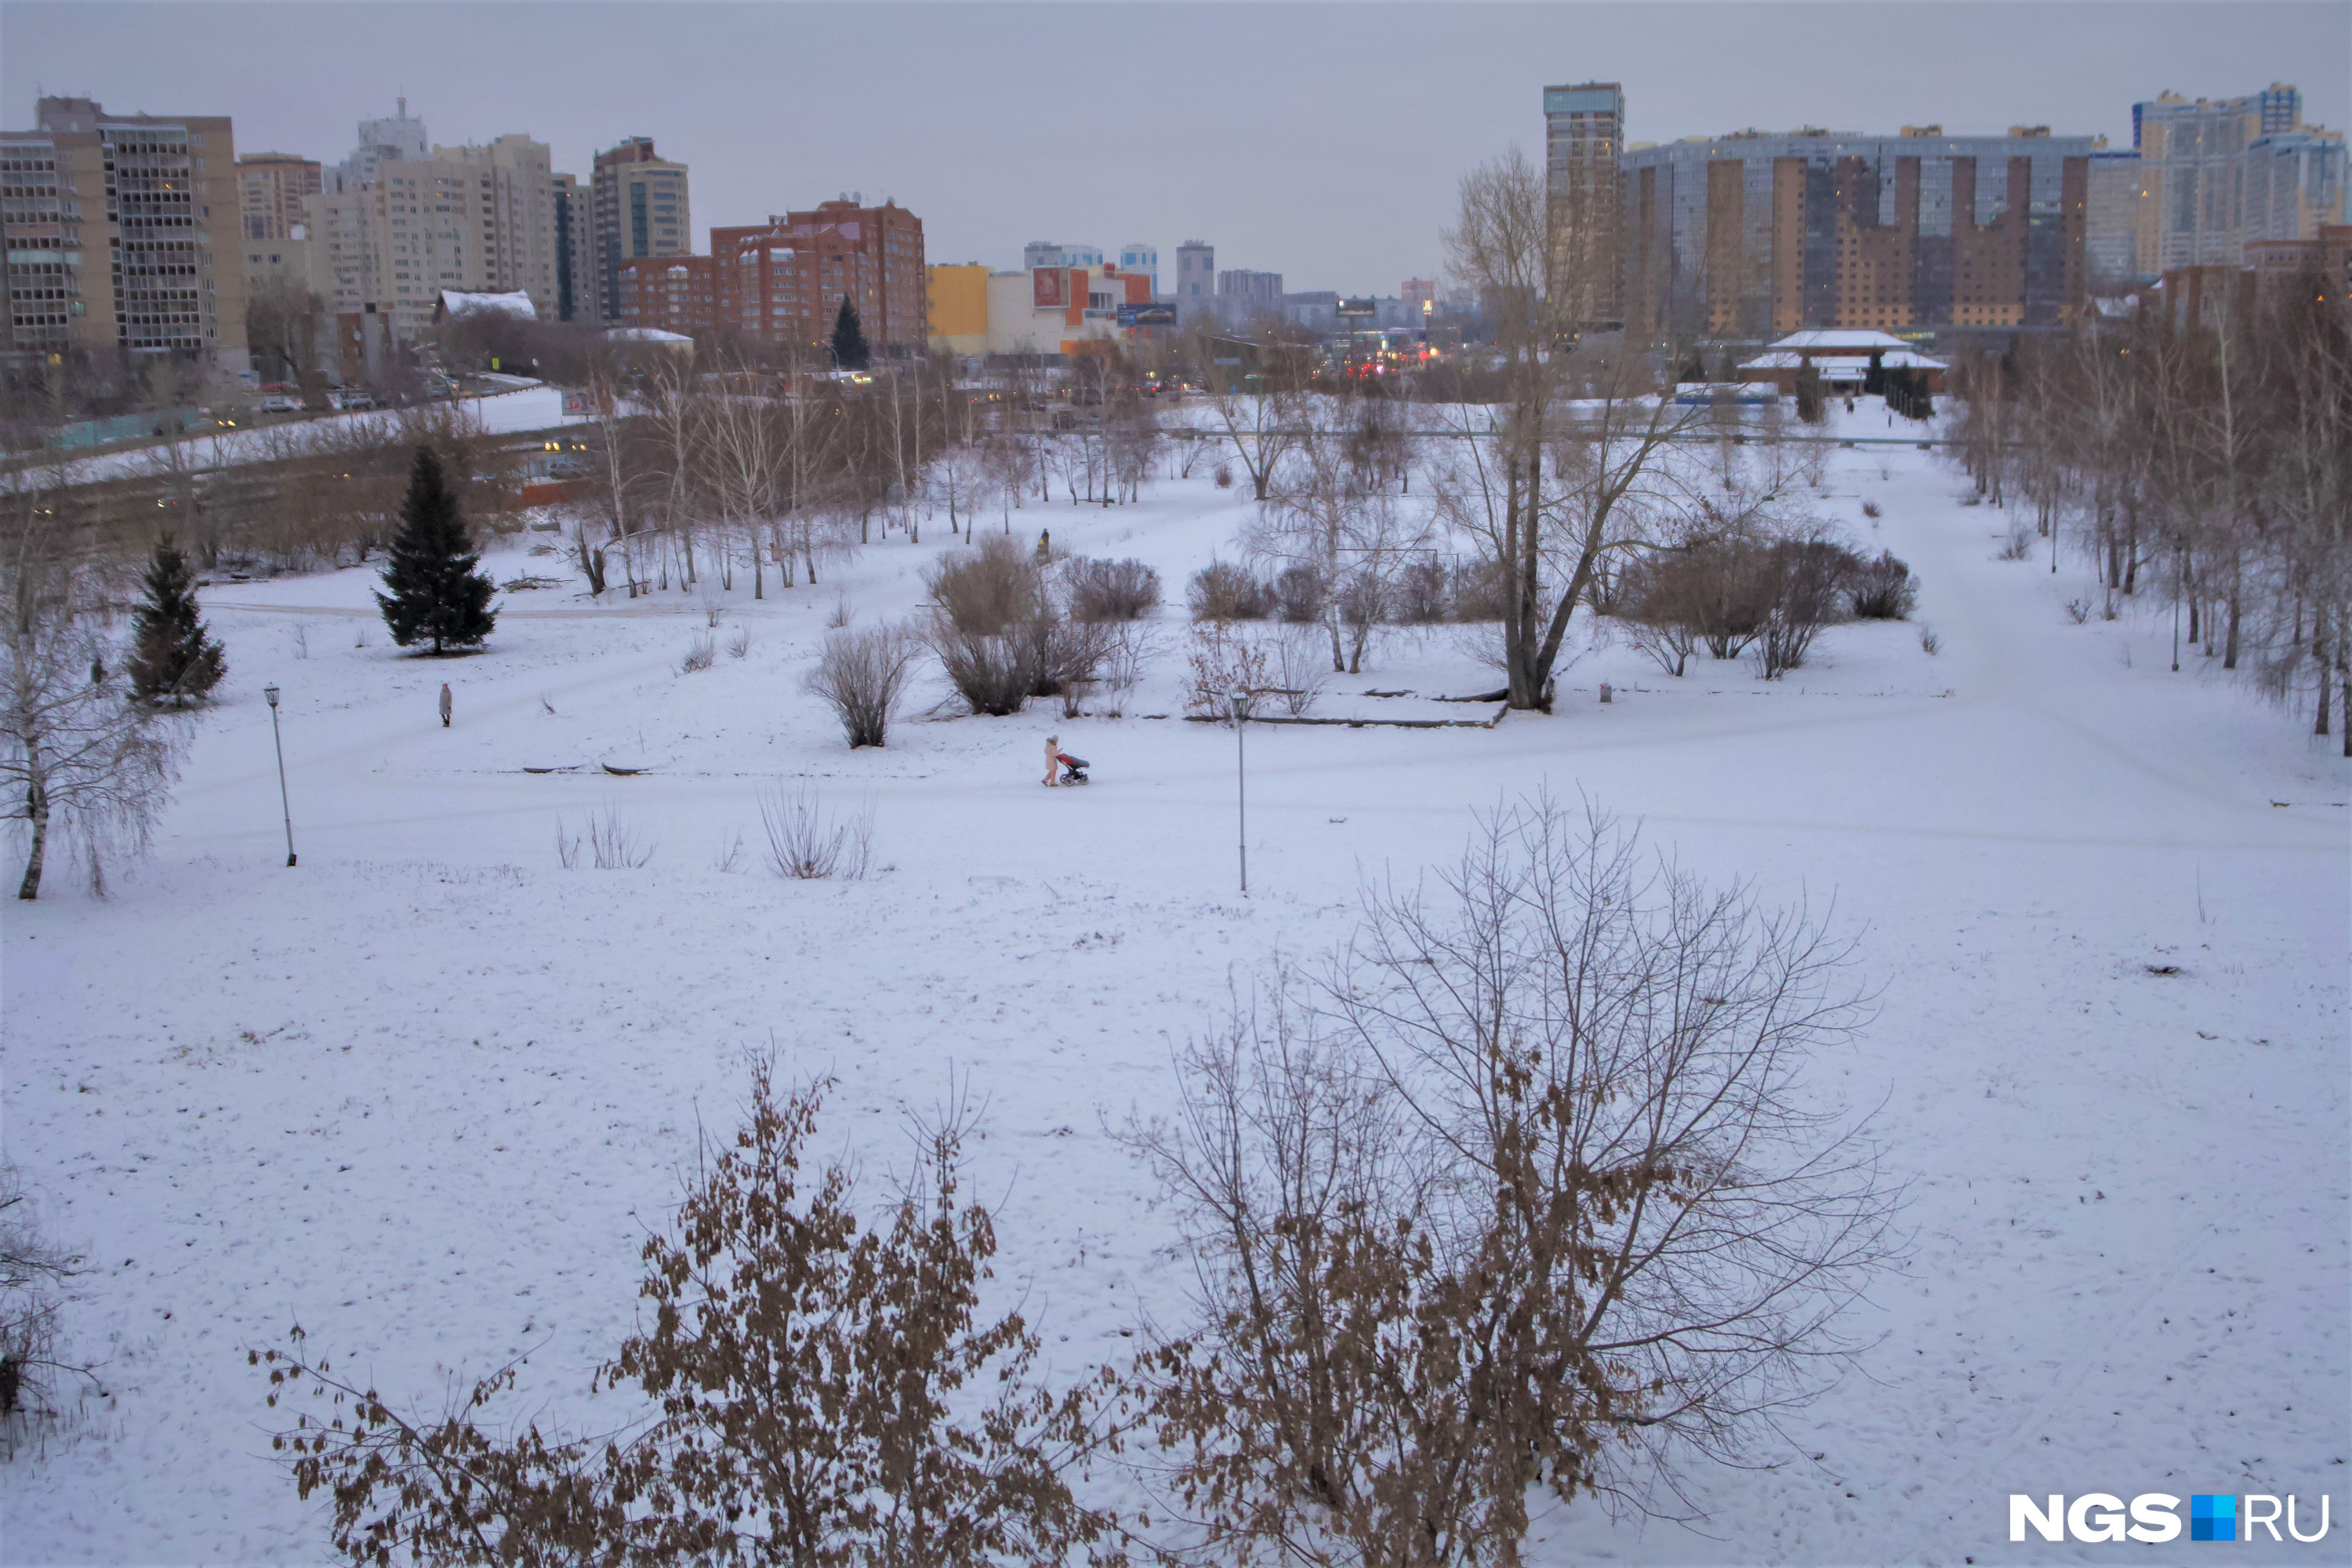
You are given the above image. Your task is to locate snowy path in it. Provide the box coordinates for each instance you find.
[2,414,2343,1565]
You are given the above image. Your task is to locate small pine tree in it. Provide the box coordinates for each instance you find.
[128,529,226,703]
[376,447,497,655]
[829,296,871,371]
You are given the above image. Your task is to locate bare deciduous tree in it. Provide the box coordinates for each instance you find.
[2,495,181,899]
[1128,797,1896,1566]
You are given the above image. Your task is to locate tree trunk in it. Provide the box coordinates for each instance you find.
[16,768,46,901]
[2318,629,2333,738]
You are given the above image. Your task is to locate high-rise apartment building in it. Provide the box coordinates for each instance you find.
[1216,268,1283,321]
[333,98,429,192]
[2085,145,2151,289]
[239,152,321,241]
[4,97,248,369]
[713,198,927,352]
[1544,82,1626,328]
[552,170,584,321]
[1174,240,1214,322]
[1621,127,2092,336]
[2130,85,2346,271]
[588,137,690,325]
[1023,241,1065,270]
[303,133,561,341]
[1119,242,1159,296]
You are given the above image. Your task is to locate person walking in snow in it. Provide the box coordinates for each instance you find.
[438,681,453,728]
[1043,733,1060,787]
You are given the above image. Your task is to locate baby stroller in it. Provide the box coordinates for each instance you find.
[1057,751,1091,786]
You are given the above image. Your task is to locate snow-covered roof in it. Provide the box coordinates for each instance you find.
[604,328,694,343]
[1740,347,1945,373]
[437,289,539,322]
[1764,328,1913,353]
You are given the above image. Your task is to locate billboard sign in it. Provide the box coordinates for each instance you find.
[1117,301,1178,328]
[1033,267,1066,310]
[1337,296,1377,321]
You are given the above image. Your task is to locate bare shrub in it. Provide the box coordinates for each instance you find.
[760,782,873,880]
[1918,624,1940,655]
[1449,555,1508,622]
[826,592,854,630]
[560,804,654,869]
[1214,461,1235,489]
[1125,797,1894,1563]
[929,626,1033,717]
[1396,556,1454,624]
[1099,621,1158,718]
[257,1063,1108,1563]
[1268,625,1329,717]
[1997,524,2034,561]
[1272,564,1327,626]
[2063,596,2092,626]
[726,626,751,659]
[926,532,1045,637]
[1065,557,1161,622]
[713,829,746,874]
[679,634,716,673]
[1755,536,1859,679]
[1183,622,1273,720]
[2,1165,89,1451]
[1188,559,1275,622]
[806,624,922,749]
[1847,550,1917,620]
[1615,601,1700,677]
[1860,499,1882,519]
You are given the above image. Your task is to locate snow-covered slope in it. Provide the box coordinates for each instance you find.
[2,407,2343,1565]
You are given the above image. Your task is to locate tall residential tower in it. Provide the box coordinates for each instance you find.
[1543,82,1626,328]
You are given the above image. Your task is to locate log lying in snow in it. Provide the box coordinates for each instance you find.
[601,763,648,776]
[1185,706,1507,731]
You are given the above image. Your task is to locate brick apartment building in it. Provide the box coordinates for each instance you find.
[614,254,719,336]
[711,198,927,353]
[604,199,927,355]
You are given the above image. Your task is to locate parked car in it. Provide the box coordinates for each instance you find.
[332,389,379,411]
[258,394,301,414]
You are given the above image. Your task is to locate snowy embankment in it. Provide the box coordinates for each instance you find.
[33,386,583,488]
[2,404,2344,1565]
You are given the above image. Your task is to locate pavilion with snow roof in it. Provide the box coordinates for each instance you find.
[1737,329,1946,395]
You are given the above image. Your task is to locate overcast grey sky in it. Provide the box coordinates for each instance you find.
[5,2,2345,292]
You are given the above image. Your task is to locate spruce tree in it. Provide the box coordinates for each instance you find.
[376,446,497,655]
[830,297,871,370]
[128,528,226,703]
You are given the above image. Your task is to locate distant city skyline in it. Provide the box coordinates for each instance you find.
[4,1,2344,292]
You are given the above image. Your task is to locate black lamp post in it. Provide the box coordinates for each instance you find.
[1230,688,1252,894]
[264,684,296,867]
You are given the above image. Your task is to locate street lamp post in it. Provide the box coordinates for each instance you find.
[1230,688,1252,894]
[263,684,296,867]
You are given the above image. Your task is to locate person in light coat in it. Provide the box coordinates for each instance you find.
[1044,734,1060,787]
[439,682,453,728]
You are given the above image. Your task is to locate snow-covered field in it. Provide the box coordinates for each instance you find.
[2,405,2344,1565]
